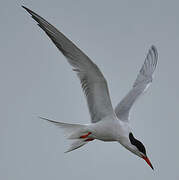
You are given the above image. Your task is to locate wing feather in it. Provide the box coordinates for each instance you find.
[115,46,158,121]
[23,6,114,123]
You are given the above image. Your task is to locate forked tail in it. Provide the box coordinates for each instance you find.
[39,117,93,153]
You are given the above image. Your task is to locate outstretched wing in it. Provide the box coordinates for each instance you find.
[23,6,114,123]
[115,46,158,121]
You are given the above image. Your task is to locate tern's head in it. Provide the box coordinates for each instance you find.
[127,132,154,170]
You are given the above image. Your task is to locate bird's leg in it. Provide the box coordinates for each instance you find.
[80,132,92,139]
[80,132,94,141]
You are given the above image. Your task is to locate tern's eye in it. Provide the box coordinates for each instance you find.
[129,132,146,155]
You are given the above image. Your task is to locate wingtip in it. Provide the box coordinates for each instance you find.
[22,5,35,16]
[21,5,29,12]
[38,116,48,121]
[38,116,51,122]
[151,45,158,60]
[151,45,157,51]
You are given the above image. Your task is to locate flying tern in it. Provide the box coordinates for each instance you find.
[23,6,158,170]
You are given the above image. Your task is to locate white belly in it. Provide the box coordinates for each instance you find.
[86,116,131,143]
[87,119,120,141]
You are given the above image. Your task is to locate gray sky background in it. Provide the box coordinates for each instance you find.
[1,0,179,179]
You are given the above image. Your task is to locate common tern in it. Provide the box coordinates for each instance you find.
[22,6,158,170]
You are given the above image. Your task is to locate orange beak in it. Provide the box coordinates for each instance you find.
[142,155,154,170]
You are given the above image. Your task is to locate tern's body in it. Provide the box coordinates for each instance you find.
[23,6,158,170]
[86,115,129,142]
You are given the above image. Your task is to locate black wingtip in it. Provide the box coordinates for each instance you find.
[22,5,35,16]
[22,5,29,12]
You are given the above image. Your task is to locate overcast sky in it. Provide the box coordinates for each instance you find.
[1,0,179,179]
